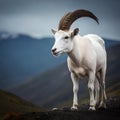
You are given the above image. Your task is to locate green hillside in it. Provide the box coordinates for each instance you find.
[0,89,44,119]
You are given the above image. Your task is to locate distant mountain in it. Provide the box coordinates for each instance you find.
[10,44,120,109]
[104,39,120,48]
[0,33,66,89]
[0,89,44,119]
[0,32,120,89]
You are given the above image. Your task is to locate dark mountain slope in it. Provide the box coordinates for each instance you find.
[10,63,72,108]
[0,89,44,119]
[3,96,120,120]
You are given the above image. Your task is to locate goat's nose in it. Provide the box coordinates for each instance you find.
[52,48,57,53]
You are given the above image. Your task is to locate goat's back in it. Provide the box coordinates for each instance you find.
[82,34,106,69]
[84,34,105,49]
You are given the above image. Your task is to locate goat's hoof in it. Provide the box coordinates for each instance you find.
[89,106,96,111]
[71,106,78,111]
[98,102,106,109]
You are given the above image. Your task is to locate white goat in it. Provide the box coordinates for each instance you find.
[51,9,107,111]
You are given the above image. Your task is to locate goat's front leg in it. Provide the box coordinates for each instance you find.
[88,71,96,110]
[71,72,79,111]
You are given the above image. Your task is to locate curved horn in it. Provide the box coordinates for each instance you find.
[58,9,99,30]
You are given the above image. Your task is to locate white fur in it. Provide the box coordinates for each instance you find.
[52,30,107,110]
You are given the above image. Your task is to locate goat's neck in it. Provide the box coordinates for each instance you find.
[67,38,82,67]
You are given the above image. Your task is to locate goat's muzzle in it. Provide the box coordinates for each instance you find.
[51,48,58,56]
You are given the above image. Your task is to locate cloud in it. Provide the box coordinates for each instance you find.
[0,0,120,40]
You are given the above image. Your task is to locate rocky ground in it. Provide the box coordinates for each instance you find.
[3,96,120,120]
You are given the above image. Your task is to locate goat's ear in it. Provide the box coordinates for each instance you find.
[71,28,79,38]
[51,29,57,34]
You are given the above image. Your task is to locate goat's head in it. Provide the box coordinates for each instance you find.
[51,9,99,56]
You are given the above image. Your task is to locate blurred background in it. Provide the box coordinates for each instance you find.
[0,0,120,115]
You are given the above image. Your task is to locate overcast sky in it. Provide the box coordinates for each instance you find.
[0,0,120,40]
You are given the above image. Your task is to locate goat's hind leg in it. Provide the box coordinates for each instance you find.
[94,77,100,105]
[71,72,79,111]
[98,68,107,109]
[88,71,96,110]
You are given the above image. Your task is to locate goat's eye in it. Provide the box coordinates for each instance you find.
[64,36,69,39]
